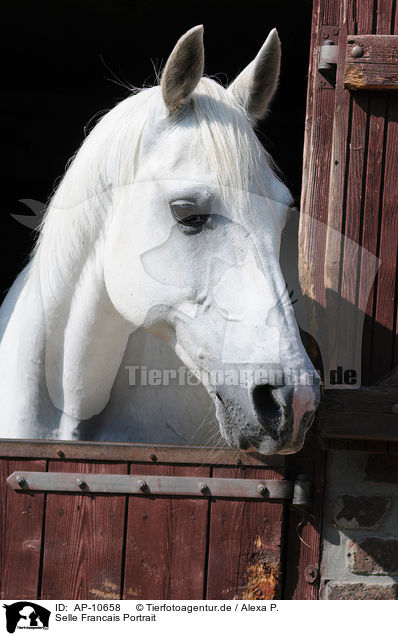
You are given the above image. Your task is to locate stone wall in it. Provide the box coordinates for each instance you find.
[320,451,398,599]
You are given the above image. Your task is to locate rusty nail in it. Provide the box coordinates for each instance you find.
[149,453,157,462]
[16,475,25,486]
[351,45,364,58]
[137,479,147,491]
[304,565,318,584]
[57,449,65,458]
[76,478,86,489]
[392,403,398,414]
[257,483,269,496]
[198,482,208,494]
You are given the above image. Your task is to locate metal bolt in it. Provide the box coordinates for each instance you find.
[16,475,25,486]
[198,482,208,494]
[137,479,147,491]
[392,403,398,414]
[257,483,269,496]
[351,45,364,58]
[304,565,319,584]
[149,453,157,462]
[76,478,86,489]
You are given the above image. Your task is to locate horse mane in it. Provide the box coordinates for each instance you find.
[30,77,280,288]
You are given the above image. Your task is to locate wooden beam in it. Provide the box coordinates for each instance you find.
[0,439,285,467]
[320,386,398,440]
[344,35,398,90]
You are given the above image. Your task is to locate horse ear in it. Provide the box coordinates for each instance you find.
[161,25,204,113]
[228,28,281,122]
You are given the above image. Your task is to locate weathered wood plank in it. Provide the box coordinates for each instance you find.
[123,464,210,599]
[370,94,398,381]
[344,36,398,90]
[41,461,127,599]
[0,440,283,467]
[359,95,388,383]
[321,413,398,440]
[321,383,398,440]
[322,439,389,452]
[206,466,285,600]
[322,1,374,385]
[361,0,395,381]
[0,459,46,600]
[284,449,325,600]
[322,386,398,412]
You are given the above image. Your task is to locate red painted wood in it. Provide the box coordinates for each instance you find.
[0,459,46,600]
[360,95,387,383]
[41,461,127,599]
[284,425,325,599]
[367,0,398,381]
[339,3,374,381]
[301,0,397,388]
[123,464,210,599]
[371,96,398,380]
[206,466,285,600]
[344,35,398,90]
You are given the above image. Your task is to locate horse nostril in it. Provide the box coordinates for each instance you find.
[237,434,250,450]
[251,384,281,422]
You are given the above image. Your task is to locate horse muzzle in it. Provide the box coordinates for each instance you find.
[214,379,320,455]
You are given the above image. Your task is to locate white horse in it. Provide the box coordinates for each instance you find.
[0,26,319,453]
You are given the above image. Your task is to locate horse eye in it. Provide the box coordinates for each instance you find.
[170,200,209,230]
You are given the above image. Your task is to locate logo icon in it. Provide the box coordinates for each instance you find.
[3,603,50,633]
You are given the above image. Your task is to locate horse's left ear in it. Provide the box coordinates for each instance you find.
[228,28,281,123]
[161,25,204,113]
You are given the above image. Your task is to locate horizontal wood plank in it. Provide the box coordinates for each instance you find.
[0,440,284,467]
[321,386,398,440]
[344,35,398,89]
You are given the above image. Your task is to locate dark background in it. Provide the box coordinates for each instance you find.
[1,0,312,299]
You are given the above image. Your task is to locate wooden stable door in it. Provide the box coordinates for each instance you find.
[0,443,320,600]
[299,0,398,395]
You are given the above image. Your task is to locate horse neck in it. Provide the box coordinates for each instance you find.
[33,235,131,422]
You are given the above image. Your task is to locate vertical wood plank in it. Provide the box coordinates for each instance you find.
[41,461,127,599]
[335,2,374,379]
[0,459,46,600]
[299,0,345,381]
[360,95,388,382]
[369,0,398,380]
[206,466,285,600]
[123,464,210,600]
[371,95,398,380]
[283,424,326,599]
[394,0,398,370]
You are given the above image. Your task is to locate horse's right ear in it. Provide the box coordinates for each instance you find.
[161,25,204,113]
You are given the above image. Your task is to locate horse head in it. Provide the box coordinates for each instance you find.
[101,26,320,454]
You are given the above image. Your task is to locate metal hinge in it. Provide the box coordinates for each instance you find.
[319,41,339,71]
[7,471,312,507]
[317,27,340,88]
